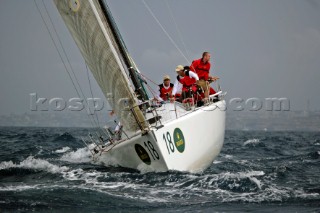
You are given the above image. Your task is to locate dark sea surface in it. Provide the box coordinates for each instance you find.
[0,127,319,212]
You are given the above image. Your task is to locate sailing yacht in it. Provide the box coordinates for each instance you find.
[53,0,226,173]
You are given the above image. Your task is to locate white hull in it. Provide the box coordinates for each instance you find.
[95,100,226,173]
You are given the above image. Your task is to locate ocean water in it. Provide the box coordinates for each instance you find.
[0,127,319,212]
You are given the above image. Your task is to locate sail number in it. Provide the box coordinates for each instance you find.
[163,128,185,154]
[144,141,160,160]
[163,132,175,154]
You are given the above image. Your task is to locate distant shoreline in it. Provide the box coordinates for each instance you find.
[1,110,319,132]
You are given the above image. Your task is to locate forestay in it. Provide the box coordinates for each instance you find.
[54,0,147,133]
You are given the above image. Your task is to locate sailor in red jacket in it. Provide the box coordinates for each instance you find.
[155,75,174,102]
[172,65,199,102]
[190,52,219,99]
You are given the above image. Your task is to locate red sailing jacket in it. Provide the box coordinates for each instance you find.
[190,58,211,80]
[177,71,196,92]
[159,83,173,100]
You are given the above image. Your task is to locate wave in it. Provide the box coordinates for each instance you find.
[224,154,233,159]
[0,184,46,192]
[307,151,320,159]
[1,128,319,206]
[54,146,71,154]
[243,139,260,146]
[0,156,69,174]
[53,132,76,142]
[60,147,92,163]
[0,162,319,204]
[58,145,122,167]
[218,171,264,190]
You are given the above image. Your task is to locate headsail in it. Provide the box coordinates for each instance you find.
[53,0,148,133]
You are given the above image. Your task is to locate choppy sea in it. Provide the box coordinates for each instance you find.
[0,127,319,212]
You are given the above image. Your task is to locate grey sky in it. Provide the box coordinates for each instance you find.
[1,0,320,117]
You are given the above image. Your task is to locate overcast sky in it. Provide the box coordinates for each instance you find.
[1,0,320,117]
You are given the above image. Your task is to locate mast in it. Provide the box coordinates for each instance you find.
[98,0,149,101]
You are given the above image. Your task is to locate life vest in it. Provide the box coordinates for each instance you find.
[177,71,196,88]
[159,83,173,100]
[190,58,211,80]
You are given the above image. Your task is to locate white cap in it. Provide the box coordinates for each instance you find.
[175,65,184,72]
[163,75,170,81]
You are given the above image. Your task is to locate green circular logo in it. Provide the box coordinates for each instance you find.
[173,128,185,153]
[134,144,151,165]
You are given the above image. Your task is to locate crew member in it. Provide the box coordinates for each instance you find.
[155,75,174,102]
[172,65,199,102]
[190,52,219,99]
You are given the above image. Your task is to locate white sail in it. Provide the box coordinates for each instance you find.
[54,0,147,133]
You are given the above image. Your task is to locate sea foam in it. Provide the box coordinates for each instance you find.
[0,156,69,173]
[54,146,71,153]
[60,147,92,163]
[244,138,260,146]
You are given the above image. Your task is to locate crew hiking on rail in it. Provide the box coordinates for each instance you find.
[155,51,219,106]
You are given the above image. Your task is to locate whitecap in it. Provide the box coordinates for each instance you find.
[54,146,71,153]
[60,147,92,163]
[225,155,233,159]
[137,163,158,174]
[36,146,43,155]
[244,138,260,146]
[219,170,265,189]
[94,153,119,167]
[0,184,41,192]
[248,176,262,190]
[61,168,87,181]
[0,156,69,173]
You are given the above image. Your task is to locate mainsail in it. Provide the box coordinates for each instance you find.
[54,0,148,132]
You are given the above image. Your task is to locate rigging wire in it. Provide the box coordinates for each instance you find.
[85,64,101,127]
[141,0,191,65]
[101,0,146,104]
[164,0,192,61]
[138,72,160,87]
[41,0,101,129]
[144,83,158,99]
[34,0,100,130]
[136,72,162,98]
